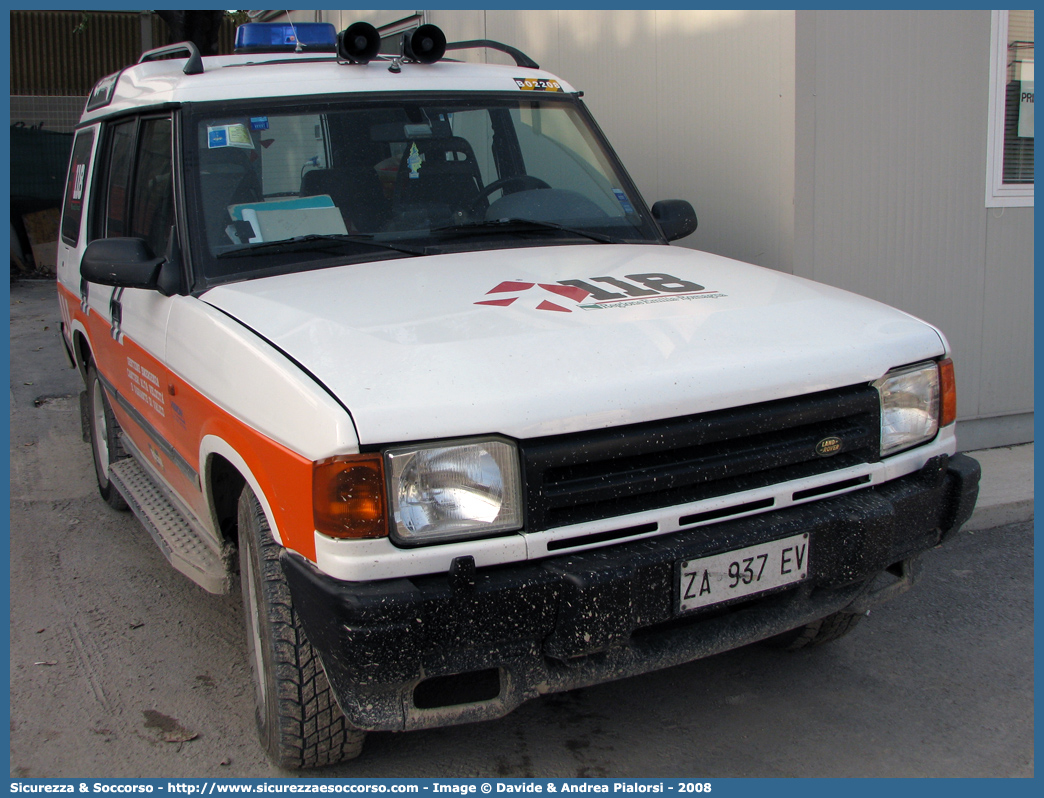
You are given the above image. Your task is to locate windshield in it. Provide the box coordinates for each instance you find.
[184,95,663,284]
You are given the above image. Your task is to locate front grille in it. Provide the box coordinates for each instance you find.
[520,384,880,532]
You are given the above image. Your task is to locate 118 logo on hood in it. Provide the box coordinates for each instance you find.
[475,273,718,313]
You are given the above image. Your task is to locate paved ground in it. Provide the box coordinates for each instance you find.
[965,443,1034,531]
[8,278,1035,778]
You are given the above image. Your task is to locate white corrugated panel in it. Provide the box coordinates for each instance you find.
[795,10,1034,430]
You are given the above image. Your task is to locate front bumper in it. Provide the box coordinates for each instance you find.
[282,452,979,732]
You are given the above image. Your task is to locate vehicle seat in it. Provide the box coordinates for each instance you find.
[301,166,389,233]
[199,147,263,248]
[391,136,484,227]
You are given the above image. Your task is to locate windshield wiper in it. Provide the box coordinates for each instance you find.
[430,218,622,244]
[215,234,427,259]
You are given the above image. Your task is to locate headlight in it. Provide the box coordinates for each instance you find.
[873,361,941,457]
[385,438,523,545]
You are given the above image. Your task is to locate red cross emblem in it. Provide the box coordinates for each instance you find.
[474,281,591,312]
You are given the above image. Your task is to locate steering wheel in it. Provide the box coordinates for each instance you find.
[469,175,551,214]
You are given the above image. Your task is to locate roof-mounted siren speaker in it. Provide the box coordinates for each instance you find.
[337,22,381,64]
[402,24,446,64]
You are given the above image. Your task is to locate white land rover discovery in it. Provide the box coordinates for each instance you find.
[57,21,980,769]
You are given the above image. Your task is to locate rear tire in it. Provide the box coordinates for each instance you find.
[238,486,365,769]
[86,363,129,511]
[765,611,864,650]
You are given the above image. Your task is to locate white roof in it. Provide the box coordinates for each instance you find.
[80,53,577,124]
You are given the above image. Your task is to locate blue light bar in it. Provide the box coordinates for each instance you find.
[234,22,337,54]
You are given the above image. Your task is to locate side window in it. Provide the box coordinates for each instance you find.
[99,116,175,257]
[104,120,136,238]
[129,118,174,257]
[60,129,96,246]
[261,114,326,196]
[448,109,496,185]
[511,105,624,217]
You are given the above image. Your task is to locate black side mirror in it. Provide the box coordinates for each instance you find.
[651,199,698,242]
[81,238,165,290]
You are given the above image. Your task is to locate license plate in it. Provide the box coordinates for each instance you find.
[677,532,810,613]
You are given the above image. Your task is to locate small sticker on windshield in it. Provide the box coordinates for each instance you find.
[207,124,254,149]
[613,189,636,214]
[514,77,563,92]
[249,116,269,131]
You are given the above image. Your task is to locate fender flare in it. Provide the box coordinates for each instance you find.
[200,434,286,547]
[68,317,93,380]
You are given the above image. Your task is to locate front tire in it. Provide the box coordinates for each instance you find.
[238,486,365,769]
[86,363,129,510]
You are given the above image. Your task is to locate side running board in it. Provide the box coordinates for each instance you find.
[108,455,233,595]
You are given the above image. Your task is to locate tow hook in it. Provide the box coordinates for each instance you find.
[842,556,923,615]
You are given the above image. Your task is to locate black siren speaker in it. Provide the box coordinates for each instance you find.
[403,24,446,64]
[337,22,381,64]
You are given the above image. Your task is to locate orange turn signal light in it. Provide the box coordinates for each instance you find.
[313,454,387,539]
[938,358,956,428]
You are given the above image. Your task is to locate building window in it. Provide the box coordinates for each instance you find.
[986,10,1034,207]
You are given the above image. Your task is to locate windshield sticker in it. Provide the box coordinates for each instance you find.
[207,124,254,149]
[514,77,563,92]
[406,142,423,179]
[249,116,269,131]
[612,189,636,214]
[475,274,726,313]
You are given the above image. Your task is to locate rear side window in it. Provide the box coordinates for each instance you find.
[60,129,96,246]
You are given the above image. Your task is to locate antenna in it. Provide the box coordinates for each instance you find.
[286,11,303,53]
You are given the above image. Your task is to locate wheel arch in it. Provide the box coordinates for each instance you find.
[201,434,286,548]
[206,453,246,551]
[70,320,93,381]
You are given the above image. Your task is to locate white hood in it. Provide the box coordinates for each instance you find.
[202,245,946,444]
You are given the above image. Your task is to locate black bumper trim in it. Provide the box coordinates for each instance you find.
[282,453,980,732]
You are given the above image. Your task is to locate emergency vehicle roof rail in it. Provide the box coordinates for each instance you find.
[445,39,539,69]
[138,41,204,75]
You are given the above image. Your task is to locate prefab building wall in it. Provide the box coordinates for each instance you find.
[793,10,1033,449]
